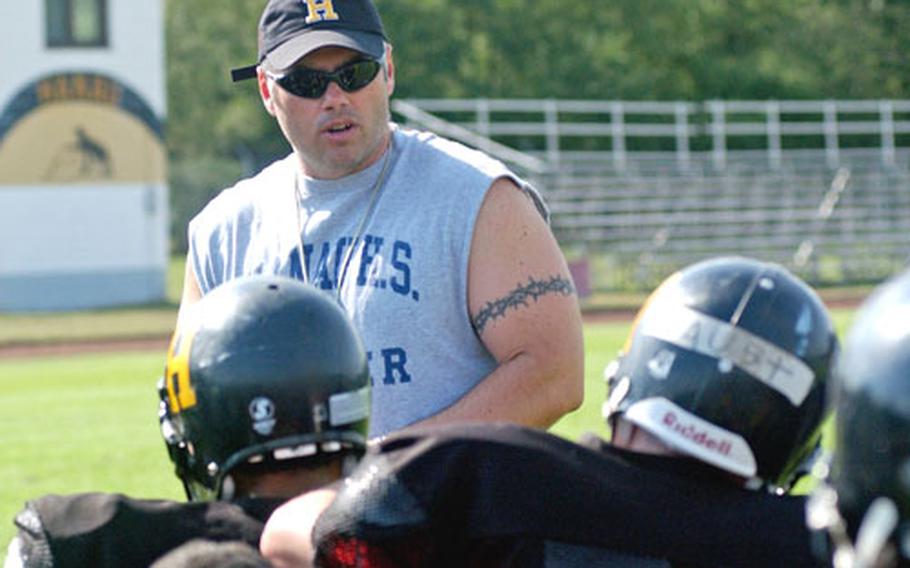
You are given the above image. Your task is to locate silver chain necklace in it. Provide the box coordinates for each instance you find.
[293,137,394,301]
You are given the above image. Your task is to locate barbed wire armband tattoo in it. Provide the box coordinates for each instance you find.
[472,275,576,335]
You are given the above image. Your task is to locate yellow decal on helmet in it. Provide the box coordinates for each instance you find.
[165,328,197,413]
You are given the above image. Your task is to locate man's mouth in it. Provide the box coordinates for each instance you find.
[325,121,354,134]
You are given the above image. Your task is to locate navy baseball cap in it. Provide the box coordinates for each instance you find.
[231,0,387,82]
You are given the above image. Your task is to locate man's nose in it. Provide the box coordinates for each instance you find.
[321,80,350,108]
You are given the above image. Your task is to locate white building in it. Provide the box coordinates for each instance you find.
[0,0,168,311]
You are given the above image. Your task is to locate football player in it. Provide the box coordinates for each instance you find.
[807,267,910,568]
[5,275,370,568]
[263,256,839,567]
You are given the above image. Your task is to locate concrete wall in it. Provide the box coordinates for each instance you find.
[0,2,166,115]
[0,1,168,311]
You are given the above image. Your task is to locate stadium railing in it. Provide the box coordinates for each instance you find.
[392,99,910,291]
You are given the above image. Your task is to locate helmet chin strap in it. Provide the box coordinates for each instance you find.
[852,497,900,568]
[809,486,901,568]
[220,475,237,501]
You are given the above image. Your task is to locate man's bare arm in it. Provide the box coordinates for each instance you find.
[411,177,585,429]
[175,254,203,329]
[260,487,338,568]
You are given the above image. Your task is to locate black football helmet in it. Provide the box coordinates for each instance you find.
[603,256,838,492]
[158,275,370,501]
[807,267,910,568]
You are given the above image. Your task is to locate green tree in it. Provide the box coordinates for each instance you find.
[164,0,909,252]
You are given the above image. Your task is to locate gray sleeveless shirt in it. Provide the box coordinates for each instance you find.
[188,126,547,436]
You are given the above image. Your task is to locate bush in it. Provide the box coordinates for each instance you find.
[168,156,244,254]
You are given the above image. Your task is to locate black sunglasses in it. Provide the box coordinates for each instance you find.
[270,58,383,99]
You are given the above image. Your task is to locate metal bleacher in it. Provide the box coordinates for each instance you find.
[393,98,910,291]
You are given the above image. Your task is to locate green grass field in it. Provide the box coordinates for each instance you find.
[0,309,857,546]
[0,351,186,545]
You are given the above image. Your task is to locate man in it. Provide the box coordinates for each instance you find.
[263,256,839,567]
[5,276,370,567]
[178,0,584,437]
[807,267,910,568]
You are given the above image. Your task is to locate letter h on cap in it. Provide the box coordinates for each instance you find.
[304,0,340,23]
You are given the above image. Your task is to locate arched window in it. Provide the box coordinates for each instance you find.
[46,0,107,48]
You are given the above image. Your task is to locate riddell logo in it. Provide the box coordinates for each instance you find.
[662,411,732,456]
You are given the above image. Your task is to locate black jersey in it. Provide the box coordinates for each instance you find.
[8,492,282,568]
[314,423,819,567]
